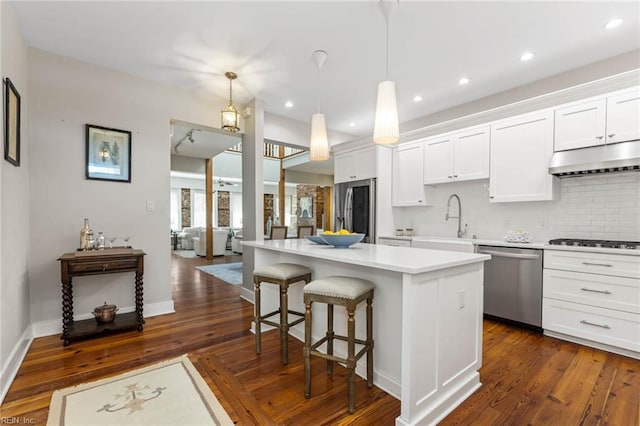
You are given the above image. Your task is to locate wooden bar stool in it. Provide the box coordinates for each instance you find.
[254,263,312,364]
[303,276,374,414]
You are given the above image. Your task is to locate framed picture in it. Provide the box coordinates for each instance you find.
[86,124,132,182]
[300,196,313,218]
[4,78,21,167]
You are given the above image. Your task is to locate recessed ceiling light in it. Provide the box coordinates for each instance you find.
[604,18,623,30]
[349,122,356,127]
[459,77,470,85]
[284,101,293,108]
[520,51,534,62]
[413,95,423,102]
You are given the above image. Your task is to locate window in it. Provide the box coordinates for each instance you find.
[191,190,206,228]
[231,192,242,228]
[170,188,181,231]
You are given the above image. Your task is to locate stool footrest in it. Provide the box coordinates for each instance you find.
[259,309,305,327]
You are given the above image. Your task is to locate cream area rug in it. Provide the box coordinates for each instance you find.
[47,355,234,426]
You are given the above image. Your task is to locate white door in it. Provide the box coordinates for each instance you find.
[554,99,606,151]
[423,136,453,184]
[490,110,556,203]
[453,126,490,182]
[393,143,427,206]
[606,89,640,144]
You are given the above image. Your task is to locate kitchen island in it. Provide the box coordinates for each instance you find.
[242,238,490,425]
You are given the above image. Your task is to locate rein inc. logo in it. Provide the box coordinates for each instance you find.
[0,417,35,424]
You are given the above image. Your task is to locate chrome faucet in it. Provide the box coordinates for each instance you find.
[445,194,465,238]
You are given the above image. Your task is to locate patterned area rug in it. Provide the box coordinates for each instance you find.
[196,262,243,285]
[47,355,233,426]
[172,249,197,258]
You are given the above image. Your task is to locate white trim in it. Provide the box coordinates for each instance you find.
[544,330,640,360]
[0,326,34,405]
[240,286,254,304]
[332,69,640,154]
[31,300,175,338]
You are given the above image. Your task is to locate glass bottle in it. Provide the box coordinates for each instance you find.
[79,218,90,250]
[97,232,106,249]
[87,229,95,250]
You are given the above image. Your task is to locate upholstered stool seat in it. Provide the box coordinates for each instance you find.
[254,262,312,364]
[303,276,374,414]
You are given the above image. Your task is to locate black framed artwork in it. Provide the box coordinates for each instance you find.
[4,78,21,167]
[86,124,132,182]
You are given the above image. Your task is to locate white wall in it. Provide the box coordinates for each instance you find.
[1,1,31,404]
[394,173,640,242]
[265,111,354,148]
[27,48,230,336]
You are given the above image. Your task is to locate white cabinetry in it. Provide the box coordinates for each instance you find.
[424,126,490,184]
[554,88,640,151]
[489,110,556,203]
[334,146,377,183]
[392,142,433,206]
[543,249,640,358]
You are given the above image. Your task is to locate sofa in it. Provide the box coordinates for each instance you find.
[231,230,243,254]
[177,226,202,250]
[193,229,228,256]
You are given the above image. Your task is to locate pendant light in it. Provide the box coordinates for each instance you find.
[309,50,330,161]
[373,0,399,145]
[221,71,240,133]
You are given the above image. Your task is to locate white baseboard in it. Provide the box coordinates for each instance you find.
[31,299,175,338]
[0,326,34,405]
[240,286,254,304]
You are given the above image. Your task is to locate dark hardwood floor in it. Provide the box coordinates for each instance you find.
[1,252,638,425]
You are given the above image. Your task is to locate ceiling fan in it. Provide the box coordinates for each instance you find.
[216,177,238,187]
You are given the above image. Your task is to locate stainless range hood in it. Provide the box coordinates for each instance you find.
[549,140,640,177]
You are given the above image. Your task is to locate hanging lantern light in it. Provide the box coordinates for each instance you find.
[221,72,240,133]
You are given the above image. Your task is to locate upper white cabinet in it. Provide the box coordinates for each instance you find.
[424,126,490,184]
[392,142,433,206]
[554,88,640,151]
[334,146,377,183]
[489,110,556,203]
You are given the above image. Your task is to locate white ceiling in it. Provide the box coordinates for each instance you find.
[11,1,640,140]
[170,121,241,158]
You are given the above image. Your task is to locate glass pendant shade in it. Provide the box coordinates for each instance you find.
[221,103,239,133]
[309,113,330,161]
[373,80,399,144]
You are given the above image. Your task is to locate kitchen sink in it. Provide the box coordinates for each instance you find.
[411,237,475,253]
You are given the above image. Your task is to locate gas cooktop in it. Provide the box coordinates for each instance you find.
[548,238,640,250]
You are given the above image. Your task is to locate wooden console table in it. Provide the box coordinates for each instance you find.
[57,248,146,346]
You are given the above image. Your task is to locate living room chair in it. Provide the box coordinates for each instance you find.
[270,226,288,240]
[296,225,314,238]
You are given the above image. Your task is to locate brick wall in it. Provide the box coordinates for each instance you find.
[181,188,191,227]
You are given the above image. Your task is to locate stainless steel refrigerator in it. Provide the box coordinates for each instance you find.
[333,178,376,243]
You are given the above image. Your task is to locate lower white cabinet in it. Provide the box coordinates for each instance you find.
[489,110,557,202]
[543,249,640,357]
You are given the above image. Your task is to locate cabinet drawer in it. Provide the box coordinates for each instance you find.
[544,250,640,279]
[543,298,640,352]
[543,269,640,314]
[378,238,411,247]
[68,258,139,274]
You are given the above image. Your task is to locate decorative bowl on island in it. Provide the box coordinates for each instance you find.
[319,233,365,248]
[305,235,329,245]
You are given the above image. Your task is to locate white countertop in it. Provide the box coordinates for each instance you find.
[242,238,490,274]
[379,235,640,256]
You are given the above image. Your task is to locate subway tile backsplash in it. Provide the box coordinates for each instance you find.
[396,172,640,242]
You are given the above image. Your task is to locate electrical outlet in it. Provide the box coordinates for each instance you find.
[146,200,155,212]
[539,217,548,229]
[458,290,465,309]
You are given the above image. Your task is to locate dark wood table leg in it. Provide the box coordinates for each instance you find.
[61,278,73,346]
[135,271,144,331]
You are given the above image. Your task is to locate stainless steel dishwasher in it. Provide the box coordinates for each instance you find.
[476,245,543,330]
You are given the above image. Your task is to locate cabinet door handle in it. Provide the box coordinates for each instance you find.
[582,261,613,267]
[447,175,453,178]
[596,136,604,140]
[580,287,612,295]
[607,134,616,138]
[453,174,458,178]
[418,200,423,203]
[580,319,610,329]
